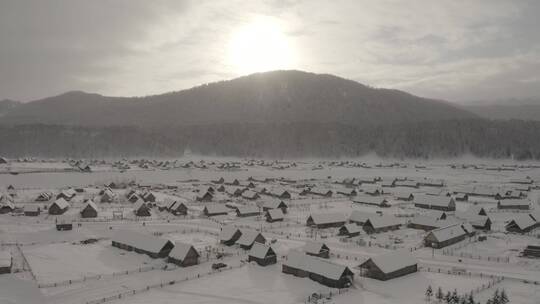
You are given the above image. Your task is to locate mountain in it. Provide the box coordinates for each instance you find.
[0,70,476,127]
[0,99,20,117]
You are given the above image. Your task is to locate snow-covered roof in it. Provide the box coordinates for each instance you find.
[415,194,454,207]
[507,214,537,230]
[359,184,383,194]
[341,223,362,234]
[284,251,351,280]
[169,242,199,260]
[308,212,347,225]
[266,208,284,220]
[236,206,260,215]
[236,229,264,247]
[353,195,388,205]
[248,243,275,259]
[499,199,530,207]
[454,212,490,226]
[82,200,99,212]
[51,198,70,209]
[427,224,467,242]
[112,230,171,254]
[204,204,229,214]
[303,241,328,255]
[365,215,401,229]
[349,211,375,223]
[241,190,259,199]
[360,251,417,274]
[219,225,240,241]
[409,215,441,228]
[263,200,287,209]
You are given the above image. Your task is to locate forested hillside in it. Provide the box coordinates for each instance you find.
[2,120,539,159]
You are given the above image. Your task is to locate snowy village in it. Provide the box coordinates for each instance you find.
[0,158,538,304]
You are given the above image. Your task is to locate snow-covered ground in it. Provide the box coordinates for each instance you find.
[1,158,539,304]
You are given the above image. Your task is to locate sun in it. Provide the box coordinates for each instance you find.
[227,17,296,75]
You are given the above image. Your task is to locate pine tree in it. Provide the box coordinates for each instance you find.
[444,291,452,304]
[426,285,434,301]
[499,289,509,304]
[451,289,459,304]
[467,292,475,304]
[436,287,444,302]
[492,289,500,304]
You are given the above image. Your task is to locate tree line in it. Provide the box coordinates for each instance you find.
[1,119,540,159]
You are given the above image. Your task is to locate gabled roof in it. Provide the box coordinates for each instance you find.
[303,241,328,255]
[308,212,347,225]
[341,223,362,234]
[415,194,454,207]
[365,215,401,229]
[204,204,229,214]
[426,224,467,242]
[169,242,199,260]
[360,251,417,274]
[507,214,537,230]
[263,200,287,209]
[219,225,241,241]
[249,243,275,259]
[51,198,70,209]
[112,230,172,254]
[359,184,383,194]
[236,229,264,247]
[454,211,490,226]
[133,200,148,211]
[353,195,388,205]
[266,208,284,220]
[284,251,351,280]
[349,210,375,223]
[236,206,260,215]
[82,200,99,212]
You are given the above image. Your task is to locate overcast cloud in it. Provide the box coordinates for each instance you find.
[0,0,539,102]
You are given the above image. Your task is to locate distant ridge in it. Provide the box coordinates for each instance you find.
[0,70,476,127]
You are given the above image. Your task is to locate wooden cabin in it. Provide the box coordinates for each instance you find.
[236,229,265,250]
[167,242,200,267]
[111,230,174,258]
[24,205,40,216]
[203,205,229,217]
[338,224,362,237]
[48,198,70,215]
[306,213,347,229]
[359,252,417,281]
[265,209,285,222]
[80,201,99,218]
[282,251,354,289]
[362,216,401,234]
[248,243,277,266]
[303,242,330,259]
[219,226,242,246]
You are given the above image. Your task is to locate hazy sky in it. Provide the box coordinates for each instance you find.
[1,0,539,102]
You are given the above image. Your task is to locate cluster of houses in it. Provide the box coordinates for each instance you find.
[306,211,403,236]
[218,226,267,250]
[111,230,200,267]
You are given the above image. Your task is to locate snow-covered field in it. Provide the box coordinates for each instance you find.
[1,158,539,304]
